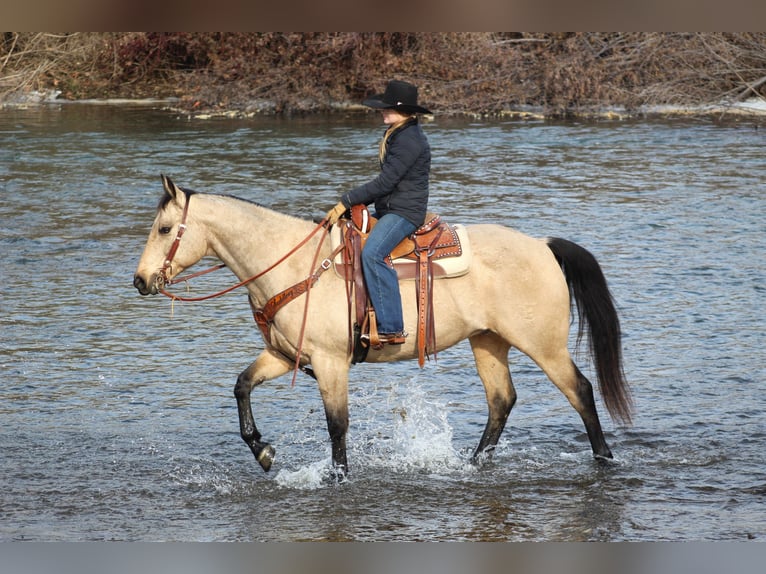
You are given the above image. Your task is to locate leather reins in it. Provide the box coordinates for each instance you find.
[159,195,330,302]
[157,194,340,383]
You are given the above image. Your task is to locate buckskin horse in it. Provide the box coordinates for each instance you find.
[133,175,633,476]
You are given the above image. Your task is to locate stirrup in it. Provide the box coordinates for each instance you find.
[378,331,408,345]
[361,330,407,346]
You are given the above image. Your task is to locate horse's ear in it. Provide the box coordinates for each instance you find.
[160,174,185,208]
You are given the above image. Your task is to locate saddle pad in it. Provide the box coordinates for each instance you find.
[329,223,472,281]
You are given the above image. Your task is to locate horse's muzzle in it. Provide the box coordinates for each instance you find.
[133,273,159,296]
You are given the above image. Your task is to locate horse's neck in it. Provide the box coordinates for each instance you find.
[197,194,319,300]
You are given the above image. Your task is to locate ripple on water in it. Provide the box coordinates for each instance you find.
[1,109,765,541]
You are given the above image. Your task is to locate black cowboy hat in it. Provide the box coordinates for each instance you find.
[362,80,432,115]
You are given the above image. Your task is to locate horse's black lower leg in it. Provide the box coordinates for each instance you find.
[311,356,351,478]
[469,332,516,464]
[325,409,349,477]
[472,392,516,463]
[573,364,613,459]
[234,372,275,472]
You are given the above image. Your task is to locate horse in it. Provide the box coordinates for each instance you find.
[133,175,633,476]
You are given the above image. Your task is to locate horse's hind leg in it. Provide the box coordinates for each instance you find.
[537,351,613,459]
[234,349,292,472]
[469,332,516,463]
[572,364,613,459]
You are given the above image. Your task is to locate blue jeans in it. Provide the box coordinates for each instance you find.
[362,213,417,333]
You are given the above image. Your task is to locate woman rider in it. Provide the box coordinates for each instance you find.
[326,80,432,345]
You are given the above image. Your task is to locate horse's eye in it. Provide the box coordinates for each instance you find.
[159,226,172,235]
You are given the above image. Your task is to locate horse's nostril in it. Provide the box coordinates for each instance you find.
[133,274,146,292]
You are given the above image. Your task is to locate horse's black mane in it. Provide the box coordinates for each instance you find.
[158,187,264,211]
[225,193,264,208]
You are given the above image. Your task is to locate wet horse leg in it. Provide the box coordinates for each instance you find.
[311,353,350,477]
[469,332,516,462]
[537,351,613,459]
[571,363,613,458]
[234,349,292,472]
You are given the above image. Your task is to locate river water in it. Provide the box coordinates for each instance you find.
[1,104,764,542]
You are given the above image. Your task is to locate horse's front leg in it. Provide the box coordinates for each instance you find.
[234,349,292,472]
[311,352,351,477]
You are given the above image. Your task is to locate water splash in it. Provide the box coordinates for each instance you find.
[377,382,465,473]
[361,377,483,474]
[274,458,335,490]
[270,377,474,490]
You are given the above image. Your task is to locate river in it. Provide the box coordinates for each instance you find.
[1,103,764,542]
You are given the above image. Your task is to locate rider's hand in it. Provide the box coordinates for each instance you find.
[325,201,347,226]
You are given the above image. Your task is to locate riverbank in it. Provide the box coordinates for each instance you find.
[2,33,765,121]
[3,91,765,123]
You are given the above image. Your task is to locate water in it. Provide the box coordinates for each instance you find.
[1,104,764,541]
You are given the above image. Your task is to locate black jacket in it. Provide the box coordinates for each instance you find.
[341,118,431,227]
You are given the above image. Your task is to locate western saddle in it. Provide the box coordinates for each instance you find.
[333,205,468,367]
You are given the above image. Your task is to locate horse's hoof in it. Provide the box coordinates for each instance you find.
[470,446,495,467]
[594,453,616,466]
[256,444,276,472]
[594,447,614,461]
[329,465,348,484]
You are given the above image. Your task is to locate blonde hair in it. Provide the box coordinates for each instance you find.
[378,115,414,164]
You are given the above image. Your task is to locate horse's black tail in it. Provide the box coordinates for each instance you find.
[546,237,633,425]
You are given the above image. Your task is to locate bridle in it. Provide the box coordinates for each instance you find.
[157,192,191,290]
[157,193,333,302]
[155,192,342,383]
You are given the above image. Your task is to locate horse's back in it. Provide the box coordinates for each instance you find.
[452,223,571,332]
[464,223,562,281]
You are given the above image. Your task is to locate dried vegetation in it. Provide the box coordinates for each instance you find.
[2,32,765,117]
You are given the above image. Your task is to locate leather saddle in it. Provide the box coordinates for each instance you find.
[331,205,472,367]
